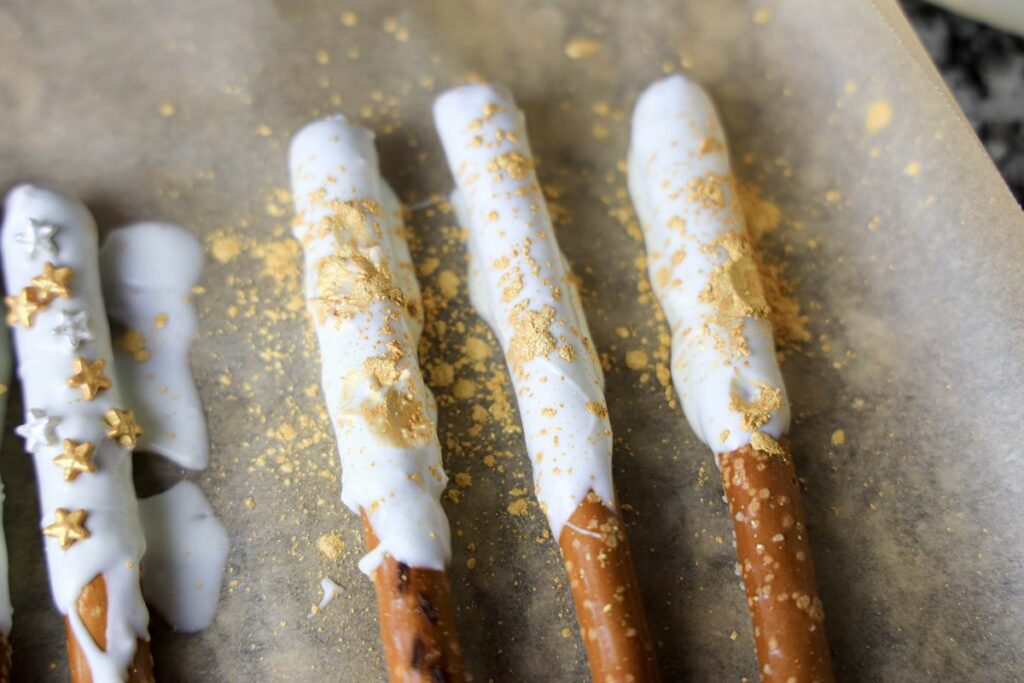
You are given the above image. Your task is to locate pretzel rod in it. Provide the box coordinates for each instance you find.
[2,185,151,682]
[628,74,833,682]
[434,84,659,681]
[289,118,465,681]
[361,513,465,682]
[65,576,154,683]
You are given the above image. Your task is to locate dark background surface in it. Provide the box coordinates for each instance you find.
[903,0,1024,203]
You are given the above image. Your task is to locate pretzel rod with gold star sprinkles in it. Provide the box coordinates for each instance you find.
[2,185,153,682]
[289,117,465,682]
[628,74,834,683]
[434,83,660,682]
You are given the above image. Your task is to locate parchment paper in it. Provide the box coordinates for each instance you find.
[0,0,1021,680]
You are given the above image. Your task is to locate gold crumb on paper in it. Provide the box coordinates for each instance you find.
[317,532,345,559]
[564,37,601,60]
[750,430,786,456]
[865,101,892,134]
[831,429,846,446]
[729,381,783,431]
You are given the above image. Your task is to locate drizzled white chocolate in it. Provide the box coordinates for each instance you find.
[2,185,148,681]
[434,84,616,539]
[628,74,790,453]
[289,117,451,574]
[100,223,208,470]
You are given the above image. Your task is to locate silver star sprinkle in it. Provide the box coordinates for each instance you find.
[15,409,61,454]
[52,309,94,350]
[15,218,58,259]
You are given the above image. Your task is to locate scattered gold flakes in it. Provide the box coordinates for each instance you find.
[43,508,90,550]
[865,101,892,134]
[729,381,783,431]
[904,161,921,177]
[340,10,358,27]
[686,173,727,210]
[700,232,770,324]
[117,329,151,363]
[507,498,530,516]
[750,431,786,456]
[211,235,242,263]
[317,532,345,560]
[752,7,772,24]
[418,257,440,277]
[564,37,601,60]
[585,401,608,418]
[154,313,168,329]
[831,429,846,446]
[488,151,532,181]
[68,357,113,400]
[720,429,730,444]
[316,247,403,318]
[359,387,431,449]
[31,263,74,302]
[364,355,402,388]
[625,349,649,370]
[158,102,176,118]
[508,303,556,373]
[105,408,144,448]
[867,216,881,231]
[737,183,781,241]
[454,472,473,488]
[315,49,331,65]
[5,287,44,327]
[561,627,572,638]
[53,439,96,481]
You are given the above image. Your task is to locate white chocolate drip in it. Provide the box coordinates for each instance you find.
[99,222,208,470]
[627,74,790,453]
[138,482,228,633]
[434,84,616,540]
[289,117,451,574]
[2,185,148,680]
[0,320,11,635]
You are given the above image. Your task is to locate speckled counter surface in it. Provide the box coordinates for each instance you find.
[903,0,1024,202]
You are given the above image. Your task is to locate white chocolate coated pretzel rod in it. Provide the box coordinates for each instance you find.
[289,117,465,682]
[435,83,659,682]
[628,74,833,683]
[2,185,152,682]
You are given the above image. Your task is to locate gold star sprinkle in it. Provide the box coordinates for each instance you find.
[105,409,143,448]
[30,262,74,302]
[53,439,96,481]
[67,357,112,400]
[43,508,90,550]
[5,287,44,327]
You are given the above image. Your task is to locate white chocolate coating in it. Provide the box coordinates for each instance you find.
[628,75,790,453]
[434,84,616,539]
[2,185,148,680]
[0,321,11,635]
[138,481,228,633]
[290,117,451,574]
[99,223,208,470]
